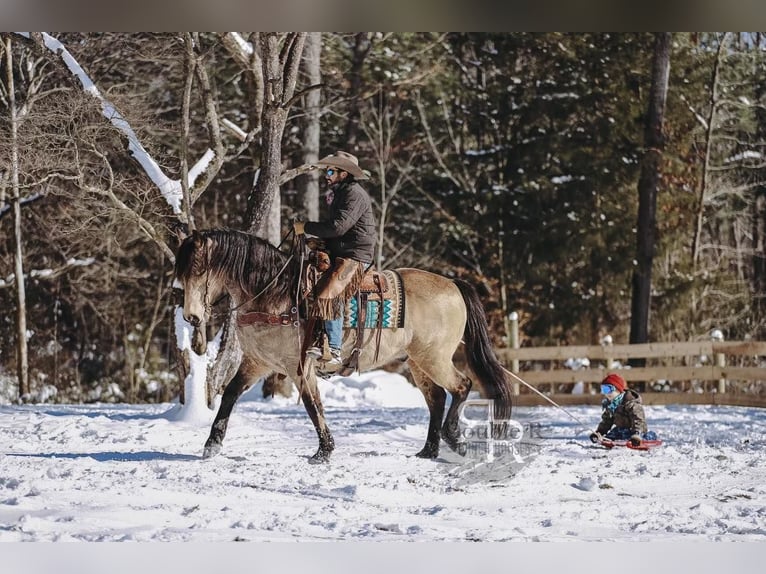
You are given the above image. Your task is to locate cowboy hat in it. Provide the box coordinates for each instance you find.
[314,150,369,180]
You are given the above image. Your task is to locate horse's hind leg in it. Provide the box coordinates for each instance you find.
[203,364,265,458]
[298,370,335,464]
[441,367,472,452]
[410,357,471,454]
[409,363,447,459]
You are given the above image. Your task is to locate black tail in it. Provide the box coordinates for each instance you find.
[453,279,513,420]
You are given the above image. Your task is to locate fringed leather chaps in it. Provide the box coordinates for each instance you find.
[311,257,366,320]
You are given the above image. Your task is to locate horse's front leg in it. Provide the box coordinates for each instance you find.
[203,364,262,458]
[298,368,335,463]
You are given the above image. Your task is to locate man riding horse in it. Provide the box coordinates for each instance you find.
[175,151,513,462]
[293,151,376,369]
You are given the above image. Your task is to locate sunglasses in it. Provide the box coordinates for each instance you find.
[325,168,336,176]
[600,384,616,394]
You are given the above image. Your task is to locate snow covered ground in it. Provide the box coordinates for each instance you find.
[1,370,765,548]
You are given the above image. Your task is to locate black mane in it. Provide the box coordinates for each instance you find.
[175,229,297,310]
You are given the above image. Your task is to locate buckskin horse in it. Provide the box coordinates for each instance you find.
[175,229,513,463]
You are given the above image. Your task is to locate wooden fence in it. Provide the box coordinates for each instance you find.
[494,340,766,408]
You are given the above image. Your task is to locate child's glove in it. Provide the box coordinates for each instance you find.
[589,432,601,443]
[629,434,642,446]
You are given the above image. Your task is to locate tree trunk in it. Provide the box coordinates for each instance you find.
[301,32,322,222]
[629,33,671,370]
[246,33,306,243]
[206,309,242,407]
[248,103,287,242]
[752,53,766,338]
[179,33,197,231]
[5,37,30,399]
[755,188,766,334]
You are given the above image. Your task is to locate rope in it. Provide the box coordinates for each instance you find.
[500,365,592,434]
[294,233,307,401]
[277,226,296,250]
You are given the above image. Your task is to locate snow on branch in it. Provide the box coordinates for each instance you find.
[14,32,215,215]
[221,32,254,68]
[0,191,45,219]
[0,257,96,289]
[229,32,254,57]
[221,118,248,142]
[188,149,216,188]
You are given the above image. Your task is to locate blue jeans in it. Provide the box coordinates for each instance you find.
[325,317,343,350]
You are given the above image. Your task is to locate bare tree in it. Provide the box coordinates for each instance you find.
[691,33,730,268]
[4,37,29,397]
[344,33,372,149]
[244,33,307,243]
[300,32,322,222]
[5,32,253,410]
[361,92,417,271]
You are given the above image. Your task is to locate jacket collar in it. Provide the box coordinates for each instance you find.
[603,392,625,413]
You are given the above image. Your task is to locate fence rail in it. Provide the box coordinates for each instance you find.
[493,339,766,407]
[497,341,766,363]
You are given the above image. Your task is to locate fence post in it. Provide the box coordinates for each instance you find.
[509,312,520,395]
[602,334,615,370]
[711,329,726,394]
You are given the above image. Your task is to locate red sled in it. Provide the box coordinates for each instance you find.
[599,438,663,451]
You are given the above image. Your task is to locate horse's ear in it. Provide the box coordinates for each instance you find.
[170,221,190,244]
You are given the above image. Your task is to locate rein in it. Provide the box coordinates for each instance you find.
[238,308,300,327]
[203,228,303,322]
[236,233,307,328]
[233,252,296,314]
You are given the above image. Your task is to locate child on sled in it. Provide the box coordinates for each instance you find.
[589,373,658,446]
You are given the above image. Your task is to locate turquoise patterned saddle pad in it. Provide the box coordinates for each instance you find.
[344,270,404,329]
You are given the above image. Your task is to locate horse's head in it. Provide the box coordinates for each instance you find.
[174,231,226,327]
[175,228,295,326]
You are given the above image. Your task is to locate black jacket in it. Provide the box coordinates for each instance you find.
[304,179,376,263]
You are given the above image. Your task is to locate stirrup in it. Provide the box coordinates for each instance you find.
[315,349,343,376]
[326,348,343,366]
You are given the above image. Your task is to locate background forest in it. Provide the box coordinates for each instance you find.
[1,32,765,404]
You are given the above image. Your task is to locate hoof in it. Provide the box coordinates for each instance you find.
[414,446,439,459]
[308,450,331,464]
[441,427,461,453]
[202,442,222,459]
[445,440,467,456]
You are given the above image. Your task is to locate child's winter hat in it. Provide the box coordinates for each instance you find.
[602,373,627,393]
